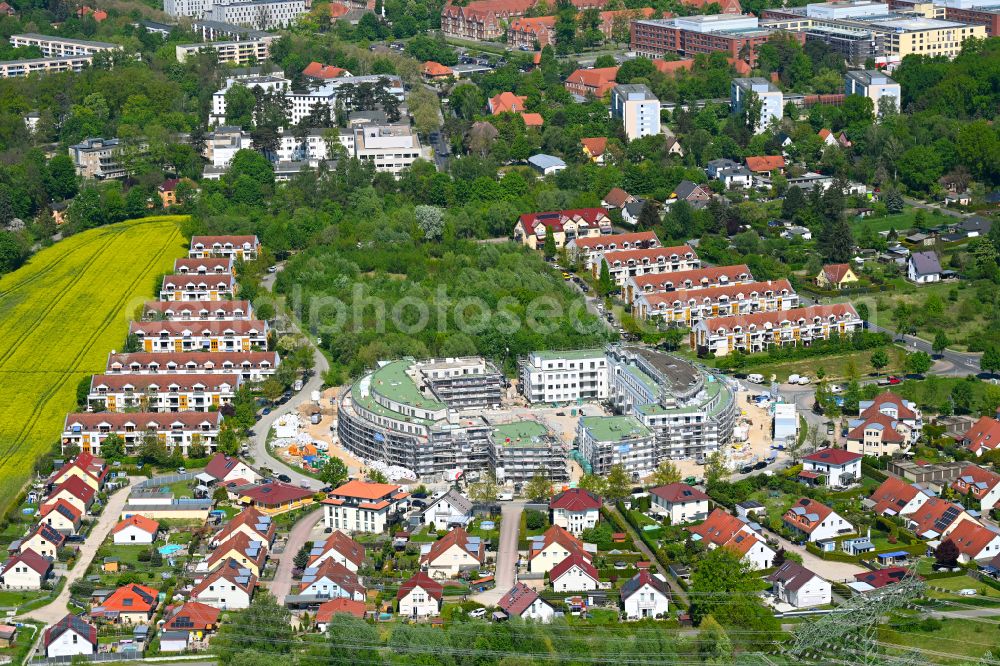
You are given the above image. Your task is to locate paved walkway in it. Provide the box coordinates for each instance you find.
[607,504,689,607]
[21,478,137,624]
[472,502,523,606]
[266,508,324,604]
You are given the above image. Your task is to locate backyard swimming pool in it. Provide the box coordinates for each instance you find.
[158,544,184,555]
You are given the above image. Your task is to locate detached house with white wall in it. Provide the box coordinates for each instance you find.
[397,572,442,619]
[768,561,831,608]
[0,550,52,590]
[44,614,97,659]
[800,448,862,488]
[686,509,775,571]
[497,582,556,623]
[112,515,159,545]
[549,489,601,535]
[550,554,601,592]
[420,528,485,579]
[783,498,854,543]
[650,483,709,525]
[951,465,1000,513]
[620,570,670,620]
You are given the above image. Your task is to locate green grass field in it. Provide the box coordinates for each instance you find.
[0,217,186,517]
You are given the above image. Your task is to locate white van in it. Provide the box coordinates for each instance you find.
[498,492,514,501]
[797,376,811,385]
[747,374,764,384]
[787,374,801,384]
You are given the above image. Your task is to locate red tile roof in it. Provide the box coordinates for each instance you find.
[172,257,232,272]
[497,582,545,616]
[24,523,65,549]
[521,112,544,127]
[207,532,266,570]
[565,66,619,96]
[945,521,1000,559]
[821,263,853,284]
[99,583,158,614]
[599,245,698,264]
[163,601,221,632]
[620,570,670,601]
[423,61,454,77]
[328,479,401,501]
[549,488,601,512]
[3,549,53,576]
[421,527,484,565]
[686,508,765,557]
[44,614,96,650]
[581,137,607,157]
[397,571,443,601]
[630,264,753,291]
[549,553,599,583]
[530,525,591,561]
[702,303,859,334]
[652,58,694,75]
[129,320,263,337]
[316,598,367,622]
[51,452,108,486]
[90,373,239,392]
[572,230,658,251]
[48,476,96,505]
[204,454,251,482]
[38,498,83,523]
[190,235,258,247]
[489,91,528,114]
[113,515,159,536]
[745,155,785,172]
[859,392,917,421]
[240,482,314,507]
[964,416,1000,454]
[854,566,910,589]
[310,530,364,568]
[650,483,709,504]
[211,506,274,546]
[952,464,1000,498]
[908,498,968,537]
[303,61,348,79]
[783,498,834,534]
[683,0,741,12]
[192,558,257,598]
[640,279,793,308]
[802,448,862,466]
[869,477,925,515]
[518,208,610,234]
[602,187,636,208]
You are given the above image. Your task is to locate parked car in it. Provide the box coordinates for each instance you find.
[469,608,487,618]
[887,375,902,385]
[277,474,292,483]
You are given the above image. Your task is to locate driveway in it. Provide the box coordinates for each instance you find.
[607,504,689,606]
[20,478,138,624]
[472,501,523,606]
[266,508,324,604]
[765,531,865,583]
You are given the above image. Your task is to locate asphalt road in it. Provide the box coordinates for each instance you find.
[267,508,324,604]
[473,501,523,605]
[21,478,138,623]
[867,322,981,375]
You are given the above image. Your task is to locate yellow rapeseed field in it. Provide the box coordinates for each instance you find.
[0,216,186,515]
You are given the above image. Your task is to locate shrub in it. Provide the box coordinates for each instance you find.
[524,509,547,531]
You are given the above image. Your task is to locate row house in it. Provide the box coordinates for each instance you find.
[188,235,260,261]
[210,506,274,548]
[632,279,798,327]
[62,412,222,457]
[159,273,236,301]
[693,303,861,357]
[43,477,95,515]
[190,558,257,610]
[38,499,83,535]
[623,264,753,304]
[107,351,279,382]
[174,257,234,274]
[513,208,611,251]
[905,497,978,540]
[591,245,700,287]
[87,373,241,412]
[142,299,254,321]
[963,416,1000,457]
[129,320,268,353]
[419,527,486,578]
[566,230,660,269]
[945,521,1000,564]
[951,465,1000,513]
[527,525,593,575]
[308,530,365,571]
[47,451,108,493]
[207,532,266,577]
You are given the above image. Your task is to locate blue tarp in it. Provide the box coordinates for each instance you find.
[877,551,909,559]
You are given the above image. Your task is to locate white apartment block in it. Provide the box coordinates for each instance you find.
[205,0,305,29]
[591,245,701,287]
[519,350,608,404]
[62,412,221,456]
[87,374,241,412]
[0,55,93,78]
[353,124,423,176]
[130,320,268,353]
[633,279,798,327]
[694,303,861,357]
[175,37,276,65]
[731,77,783,133]
[845,69,901,114]
[10,33,122,57]
[611,84,660,140]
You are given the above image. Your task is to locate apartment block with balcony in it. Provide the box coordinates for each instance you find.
[175,36,276,64]
[611,84,660,140]
[129,320,268,353]
[0,55,93,78]
[623,264,754,304]
[591,245,700,287]
[189,235,260,260]
[633,279,798,327]
[845,69,901,113]
[10,33,122,57]
[693,303,861,357]
[519,349,608,404]
[731,77,783,133]
[489,420,569,485]
[160,273,236,301]
[69,138,136,179]
[107,350,279,382]
[62,412,221,456]
[87,374,241,412]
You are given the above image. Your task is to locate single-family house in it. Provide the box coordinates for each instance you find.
[705,158,753,189]
[210,507,275,549]
[815,263,859,290]
[206,532,266,576]
[800,448,862,488]
[203,454,260,485]
[112,515,160,545]
[421,490,473,530]
[908,251,942,284]
[818,128,837,146]
[550,553,600,592]
[669,180,712,208]
[768,561,831,608]
[686,509,775,570]
[952,465,1000,513]
[906,497,978,540]
[91,583,158,624]
[420,527,485,578]
[845,413,909,457]
[945,521,1000,564]
[46,475,96,515]
[783,498,854,543]
[868,476,932,517]
[48,452,108,492]
[601,187,636,210]
[38,499,83,535]
[19,524,65,560]
[745,155,785,177]
[238,482,315,515]
[162,601,221,640]
[397,571,443,618]
[307,530,365,571]
[528,525,593,574]
[497,582,555,623]
[190,558,257,610]
[315,598,367,630]
[0,549,53,590]
[549,488,601,535]
[649,483,709,525]
[620,570,670,620]
[963,416,1000,457]
[44,614,97,659]
[299,558,366,601]
[581,137,607,163]
[422,61,453,79]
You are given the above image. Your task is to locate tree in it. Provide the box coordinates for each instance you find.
[100,434,126,460]
[741,90,763,134]
[597,260,614,296]
[213,486,229,502]
[324,614,380,666]
[0,232,26,274]
[870,349,889,375]
[524,509,547,530]
[951,380,975,414]
[319,457,348,487]
[884,188,904,215]
[905,351,932,376]
[293,545,310,570]
[577,473,606,496]
[981,346,1000,377]
[217,427,240,456]
[189,440,206,460]
[781,186,805,220]
[138,433,168,466]
[542,224,556,259]
[933,330,950,356]
[261,379,284,403]
[697,615,734,664]
[604,464,631,503]
[225,83,257,129]
[649,460,681,487]
[689,547,757,624]
[935,538,959,568]
[468,471,500,503]
[45,155,79,201]
[215,592,293,663]
[638,200,660,229]
[414,205,444,241]
[524,472,553,502]
[704,451,729,485]
[366,468,388,484]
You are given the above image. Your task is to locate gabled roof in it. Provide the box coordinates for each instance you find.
[802,448,862,466]
[300,558,365,597]
[422,61,453,77]
[549,553,599,583]
[25,523,66,549]
[99,584,158,613]
[421,527,484,565]
[190,235,258,248]
[316,598,367,622]
[768,560,822,592]
[952,465,1000,497]
[854,566,909,589]
[945,521,1000,558]
[652,58,694,75]
[529,525,590,561]
[207,532,266,570]
[424,490,473,517]
[907,497,968,537]
[702,303,858,334]
[619,570,669,601]
[673,180,709,201]
[204,454,252,481]
[397,571,442,601]
[859,392,917,421]
[581,137,607,157]
[649,483,709,504]
[565,66,618,92]
[630,264,753,291]
[90,373,238,392]
[51,452,108,486]
[211,506,274,546]
[38,498,83,523]
[309,530,365,568]
[44,614,96,649]
[909,250,942,276]
[113,515,159,536]
[783,498,835,534]
[847,413,905,443]
[640,279,795,310]
[745,155,785,172]
[599,245,698,265]
[518,208,609,234]
[521,112,544,127]
[869,477,927,515]
[821,263,854,284]
[303,61,347,79]
[686,509,747,547]
[572,230,658,251]
[497,582,547,616]
[964,416,1000,453]
[192,558,257,598]
[2,549,53,576]
[163,601,221,632]
[602,187,635,208]
[549,488,601,512]
[488,91,527,114]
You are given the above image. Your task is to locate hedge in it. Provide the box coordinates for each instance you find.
[862,463,888,482]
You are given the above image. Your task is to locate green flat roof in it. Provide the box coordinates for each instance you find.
[492,420,549,446]
[370,359,446,411]
[580,415,651,441]
[531,349,606,361]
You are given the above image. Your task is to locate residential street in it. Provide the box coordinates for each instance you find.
[763,530,865,583]
[267,508,324,604]
[473,501,523,606]
[20,478,137,624]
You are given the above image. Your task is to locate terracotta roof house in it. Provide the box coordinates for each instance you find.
[686,508,775,570]
[528,525,592,574]
[650,483,710,524]
[92,584,158,623]
[497,582,555,622]
[951,465,1000,513]
[239,482,315,515]
[191,558,257,610]
[422,61,454,79]
[521,112,544,127]
[210,507,275,548]
[112,515,160,545]
[207,532,267,576]
[397,571,443,618]
[203,454,260,484]
[652,58,694,75]
[303,61,350,79]
[905,497,977,539]
[867,476,931,517]
[420,527,485,578]
[549,489,601,535]
[854,566,910,590]
[513,208,610,251]
[308,530,365,571]
[488,91,528,114]
[44,614,97,658]
[0,2,16,16]
[944,521,1000,563]
[745,155,785,173]
[38,499,83,535]
[565,66,619,97]
[601,187,637,210]
[846,413,909,457]
[816,263,858,289]
[18,523,65,559]
[162,601,221,635]
[49,451,108,491]
[963,416,1000,456]
[581,137,608,162]
[316,598,367,629]
[299,558,366,601]
[783,498,853,543]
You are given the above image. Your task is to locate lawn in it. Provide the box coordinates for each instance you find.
[927,575,1000,600]
[91,536,186,586]
[851,282,985,350]
[737,347,907,382]
[851,208,933,238]
[880,617,999,664]
[0,589,47,608]
[0,217,186,517]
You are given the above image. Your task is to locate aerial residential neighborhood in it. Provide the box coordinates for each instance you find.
[0,0,998,662]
